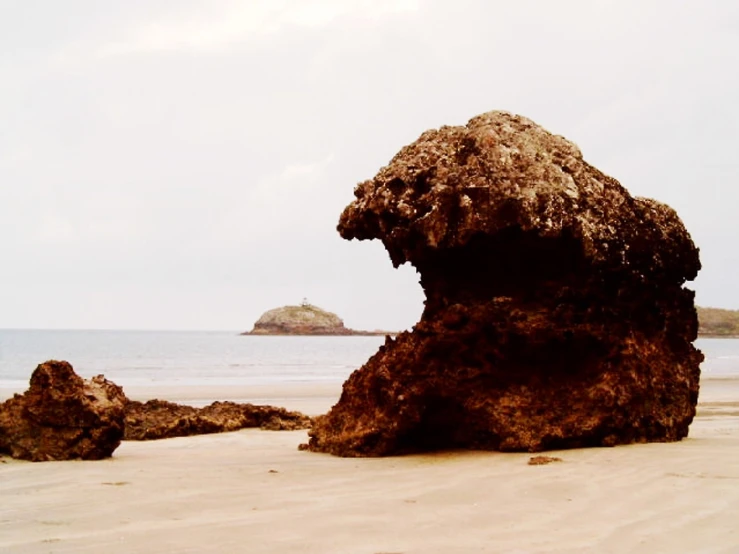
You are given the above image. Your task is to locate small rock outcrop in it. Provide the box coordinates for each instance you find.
[0,361,126,461]
[305,111,703,457]
[244,303,388,335]
[696,306,739,336]
[124,399,312,440]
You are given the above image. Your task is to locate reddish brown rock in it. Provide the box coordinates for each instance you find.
[528,456,562,466]
[0,361,126,461]
[305,111,703,457]
[124,399,312,440]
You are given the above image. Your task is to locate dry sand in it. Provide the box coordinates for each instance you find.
[2,378,739,554]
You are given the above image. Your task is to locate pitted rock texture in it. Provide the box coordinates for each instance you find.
[0,361,126,461]
[124,399,312,440]
[305,111,703,457]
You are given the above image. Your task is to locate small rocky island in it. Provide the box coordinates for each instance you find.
[243,302,390,336]
[697,306,739,337]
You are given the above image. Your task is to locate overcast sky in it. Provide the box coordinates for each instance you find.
[1,0,738,331]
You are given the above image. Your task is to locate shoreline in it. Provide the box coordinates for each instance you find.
[2,374,738,413]
[241,331,397,337]
[0,382,345,416]
[122,382,344,415]
[2,376,739,552]
[2,372,737,403]
[2,400,738,553]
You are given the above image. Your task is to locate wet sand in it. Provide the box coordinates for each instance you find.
[1,377,738,553]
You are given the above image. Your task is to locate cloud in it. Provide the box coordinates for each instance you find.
[91,0,420,58]
[202,152,338,248]
[0,145,33,169]
[2,0,739,329]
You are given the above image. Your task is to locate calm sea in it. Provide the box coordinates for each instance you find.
[0,330,386,392]
[0,331,737,394]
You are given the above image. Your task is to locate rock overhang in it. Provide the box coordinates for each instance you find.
[307,110,703,457]
[338,111,700,286]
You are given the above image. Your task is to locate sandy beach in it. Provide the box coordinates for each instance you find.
[2,378,739,554]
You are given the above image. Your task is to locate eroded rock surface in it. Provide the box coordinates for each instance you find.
[124,399,312,440]
[305,111,703,456]
[0,361,126,461]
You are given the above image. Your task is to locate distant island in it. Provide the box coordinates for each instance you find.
[697,306,739,337]
[242,303,394,336]
[241,303,737,337]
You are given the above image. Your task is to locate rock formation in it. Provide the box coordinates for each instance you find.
[305,111,703,456]
[0,361,313,458]
[124,399,312,440]
[696,306,739,336]
[244,303,389,335]
[0,361,126,461]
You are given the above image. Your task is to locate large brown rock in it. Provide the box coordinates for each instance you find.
[0,361,126,461]
[124,399,312,440]
[305,111,703,456]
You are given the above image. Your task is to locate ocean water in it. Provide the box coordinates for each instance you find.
[0,330,737,393]
[0,330,387,392]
